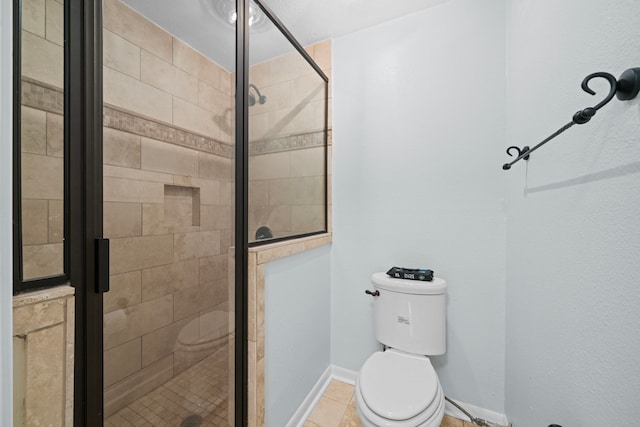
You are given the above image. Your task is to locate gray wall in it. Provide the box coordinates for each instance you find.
[331,0,507,413]
[505,0,640,425]
[0,0,13,424]
[264,245,331,426]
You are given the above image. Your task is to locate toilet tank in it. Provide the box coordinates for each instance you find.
[371,272,447,356]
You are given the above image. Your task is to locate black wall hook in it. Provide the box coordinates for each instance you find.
[503,67,640,171]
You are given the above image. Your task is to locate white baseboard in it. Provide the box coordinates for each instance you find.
[445,398,509,426]
[286,366,333,427]
[330,365,358,385]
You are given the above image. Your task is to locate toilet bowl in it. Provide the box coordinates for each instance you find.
[355,349,445,427]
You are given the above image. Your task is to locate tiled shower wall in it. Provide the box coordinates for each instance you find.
[19,0,65,279]
[248,41,332,240]
[102,0,234,416]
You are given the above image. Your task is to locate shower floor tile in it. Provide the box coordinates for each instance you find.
[105,345,230,427]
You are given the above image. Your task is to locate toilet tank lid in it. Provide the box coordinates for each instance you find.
[372,272,447,295]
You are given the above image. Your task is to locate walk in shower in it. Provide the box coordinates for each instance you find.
[100,0,327,425]
[13,0,327,423]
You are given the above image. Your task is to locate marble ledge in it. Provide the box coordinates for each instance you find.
[249,233,332,265]
[13,284,75,308]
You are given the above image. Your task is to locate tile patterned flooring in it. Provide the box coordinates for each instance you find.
[304,380,477,427]
[105,345,230,426]
[105,358,475,427]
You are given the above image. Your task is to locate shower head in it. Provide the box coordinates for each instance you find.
[249,83,266,106]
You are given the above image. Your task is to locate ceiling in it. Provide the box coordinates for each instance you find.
[123,0,449,70]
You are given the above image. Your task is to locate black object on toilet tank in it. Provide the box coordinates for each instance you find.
[386,266,433,281]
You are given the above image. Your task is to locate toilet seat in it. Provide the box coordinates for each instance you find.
[355,350,445,427]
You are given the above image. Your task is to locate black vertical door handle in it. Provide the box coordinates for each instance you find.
[95,238,110,294]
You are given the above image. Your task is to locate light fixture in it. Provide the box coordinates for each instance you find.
[203,0,270,32]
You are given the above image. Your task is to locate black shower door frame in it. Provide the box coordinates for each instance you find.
[72,0,252,425]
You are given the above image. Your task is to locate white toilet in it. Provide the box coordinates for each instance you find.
[356,272,448,427]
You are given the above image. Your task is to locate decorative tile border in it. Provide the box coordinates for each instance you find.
[249,130,326,156]
[22,77,331,159]
[103,106,235,158]
[22,78,64,115]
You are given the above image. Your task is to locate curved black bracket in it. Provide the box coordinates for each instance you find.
[503,67,640,171]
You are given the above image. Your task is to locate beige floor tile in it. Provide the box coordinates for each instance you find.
[441,415,465,427]
[307,396,348,427]
[304,422,321,427]
[338,397,362,427]
[323,380,354,404]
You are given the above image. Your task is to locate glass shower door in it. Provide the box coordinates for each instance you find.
[101,0,236,424]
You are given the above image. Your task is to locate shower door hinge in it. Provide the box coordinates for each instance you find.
[95,238,110,294]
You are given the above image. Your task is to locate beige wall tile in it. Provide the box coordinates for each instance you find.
[103,0,172,62]
[164,185,200,232]
[13,298,65,336]
[172,97,221,140]
[249,80,292,117]
[220,69,232,95]
[173,230,221,262]
[21,153,63,200]
[104,164,173,184]
[103,66,173,124]
[173,175,221,205]
[46,112,64,157]
[198,152,232,181]
[249,205,291,238]
[172,38,221,89]
[290,147,326,177]
[103,127,142,168]
[199,254,228,284]
[109,234,174,274]
[48,200,63,243]
[199,306,229,338]
[104,294,174,349]
[21,106,46,155]
[268,102,316,136]
[312,40,332,70]
[141,137,199,176]
[249,112,269,141]
[267,176,324,206]
[45,0,64,46]
[21,199,48,245]
[141,203,165,236]
[249,61,269,90]
[173,285,210,321]
[291,74,325,106]
[25,324,64,426]
[249,180,268,207]
[104,338,142,388]
[198,80,230,116]
[249,152,290,180]
[22,30,63,88]
[200,205,232,231]
[22,0,46,37]
[22,243,63,279]
[269,50,315,86]
[291,205,325,233]
[104,202,142,238]
[104,176,164,204]
[104,29,141,79]
[141,315,198,366]
[13,336,26,426]
[141,50,199,103]
[141,259,199,301]
[104,270,142,313]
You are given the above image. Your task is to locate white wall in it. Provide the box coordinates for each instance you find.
[332,0,507,413]
[505,1,640,426]
[264,245,331,426]
[0,0,13,424]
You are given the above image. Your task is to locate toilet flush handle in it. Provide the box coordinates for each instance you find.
[365,290,380,297]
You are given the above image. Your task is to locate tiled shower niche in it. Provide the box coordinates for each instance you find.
[102,0,234,421]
